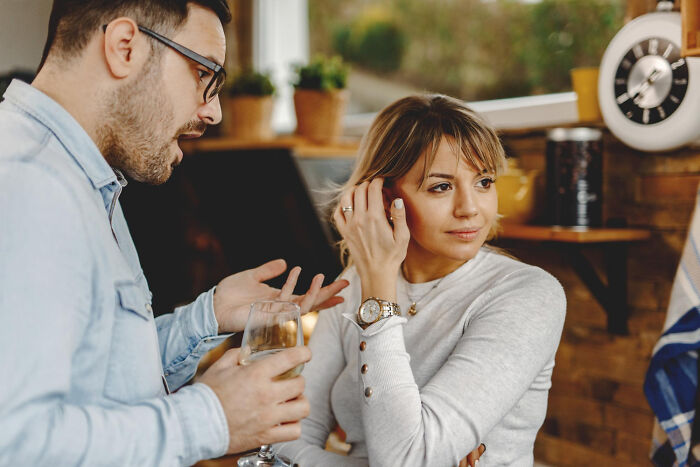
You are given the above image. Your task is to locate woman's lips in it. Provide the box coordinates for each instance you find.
[448,228,481,241]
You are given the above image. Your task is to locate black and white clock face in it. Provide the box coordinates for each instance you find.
[614,37,688,125]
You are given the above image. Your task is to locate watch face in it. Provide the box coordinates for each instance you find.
[614,37,688,125]
[359,299,381,323]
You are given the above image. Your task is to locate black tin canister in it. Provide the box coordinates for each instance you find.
[546,128,603,227]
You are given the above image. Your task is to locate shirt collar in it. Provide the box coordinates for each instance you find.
[3,79,116,190]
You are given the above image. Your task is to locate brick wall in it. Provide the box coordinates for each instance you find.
[499,129,700,466]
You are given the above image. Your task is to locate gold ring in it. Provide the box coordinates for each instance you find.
[342,206,353,213]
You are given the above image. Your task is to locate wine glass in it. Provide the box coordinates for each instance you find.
[237,300,304,467]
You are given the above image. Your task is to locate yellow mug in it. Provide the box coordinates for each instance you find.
[570,67,602,122]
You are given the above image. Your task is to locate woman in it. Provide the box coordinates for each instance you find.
[275,95,566,466]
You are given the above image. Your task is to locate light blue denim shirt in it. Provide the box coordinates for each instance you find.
[0,80,231,466]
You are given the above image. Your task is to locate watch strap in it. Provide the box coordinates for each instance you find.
[378,300,400,319]
[358,297,400,328]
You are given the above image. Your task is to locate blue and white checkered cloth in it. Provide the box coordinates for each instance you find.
[646,191,700,467]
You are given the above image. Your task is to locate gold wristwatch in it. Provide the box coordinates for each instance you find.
[357,297,401,329]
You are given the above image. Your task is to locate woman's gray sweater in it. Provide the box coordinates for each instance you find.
[276,248,566,466]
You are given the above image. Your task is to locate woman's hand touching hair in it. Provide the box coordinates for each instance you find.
[333,178,410,301]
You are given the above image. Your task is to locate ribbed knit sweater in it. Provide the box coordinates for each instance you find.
[276,248,566,466]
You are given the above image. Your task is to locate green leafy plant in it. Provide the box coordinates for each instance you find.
[292,55,349,91]
[332,7,406,73]
[227,69,275,97]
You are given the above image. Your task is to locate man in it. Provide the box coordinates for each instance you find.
[0,1,348,465]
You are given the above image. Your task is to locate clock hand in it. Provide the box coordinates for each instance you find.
[647,68,662,83]
[631,68,662,104]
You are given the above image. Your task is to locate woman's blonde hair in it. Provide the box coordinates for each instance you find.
[335,94,508,265]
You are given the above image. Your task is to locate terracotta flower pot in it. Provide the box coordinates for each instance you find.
[293,89,348,144]
[222,95,274,140]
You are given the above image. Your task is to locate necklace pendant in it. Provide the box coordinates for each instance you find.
[408,302,418,315]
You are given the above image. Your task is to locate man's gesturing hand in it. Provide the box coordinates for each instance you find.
[198,346,312,454]
[213,259,349,333]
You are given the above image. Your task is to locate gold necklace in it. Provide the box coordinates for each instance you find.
[404,273,447,315]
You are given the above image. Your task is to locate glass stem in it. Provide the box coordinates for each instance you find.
[258,444,274,460]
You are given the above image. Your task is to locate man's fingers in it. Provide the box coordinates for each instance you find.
[264,421,304,444]
[314,279,349,309]
[297,278,349,313]
[279,266,301,301]
[270,375,306,403]
[258,346,311,378]
[314,296,344,311]
[298,273,323,314]
[217,347,241,367]
[274,394,310,424]
[252,259,287,282]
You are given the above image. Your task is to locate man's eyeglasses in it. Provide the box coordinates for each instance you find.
[102,24,226,104]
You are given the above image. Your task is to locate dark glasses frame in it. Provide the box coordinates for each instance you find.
[102,23,226,104]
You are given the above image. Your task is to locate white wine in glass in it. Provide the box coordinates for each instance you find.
[240,349,304,380]
[237,300,303,467]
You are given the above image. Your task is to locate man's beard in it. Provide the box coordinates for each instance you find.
[98,61,198,185]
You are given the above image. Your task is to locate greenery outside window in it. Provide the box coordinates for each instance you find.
[309,0,625,114]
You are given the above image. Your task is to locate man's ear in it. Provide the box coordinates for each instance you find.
[103,18,146,79]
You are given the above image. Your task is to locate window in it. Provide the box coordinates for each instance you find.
[308,0,625,114]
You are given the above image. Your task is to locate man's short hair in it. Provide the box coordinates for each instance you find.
[39,0,231,69]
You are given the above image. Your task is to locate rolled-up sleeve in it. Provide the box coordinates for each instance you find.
[156,287,231,390]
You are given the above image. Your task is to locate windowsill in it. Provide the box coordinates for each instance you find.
[342,92,580,136]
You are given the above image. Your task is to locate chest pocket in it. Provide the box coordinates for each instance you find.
[104,281,165,403]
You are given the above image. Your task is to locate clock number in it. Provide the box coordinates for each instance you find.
[616,92,630,104]
[663,44,674,58]
[671,58,685,70]
[674,78,688,85]
[670,94,680,104]
[615,78,626,85]
[621,59,632,70]
[642,108,650,124]
[633,44,644,59]
[649,39,658,55]
[656,106,666,119]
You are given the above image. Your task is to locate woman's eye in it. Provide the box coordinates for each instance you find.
[429,182,452,193]
[477,178,495,189]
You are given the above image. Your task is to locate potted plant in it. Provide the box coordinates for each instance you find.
[222,69,276,140]
[292,55,349,144]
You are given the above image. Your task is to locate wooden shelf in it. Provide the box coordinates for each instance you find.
[498,224,651,243]
[180,135,360,158]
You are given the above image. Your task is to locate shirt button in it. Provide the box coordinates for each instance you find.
[361,364,368,374]
[364,387,373,398]
[146,304,153,314]
[359,341,366,351]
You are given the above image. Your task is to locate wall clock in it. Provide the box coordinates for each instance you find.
[598,1,700,152]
